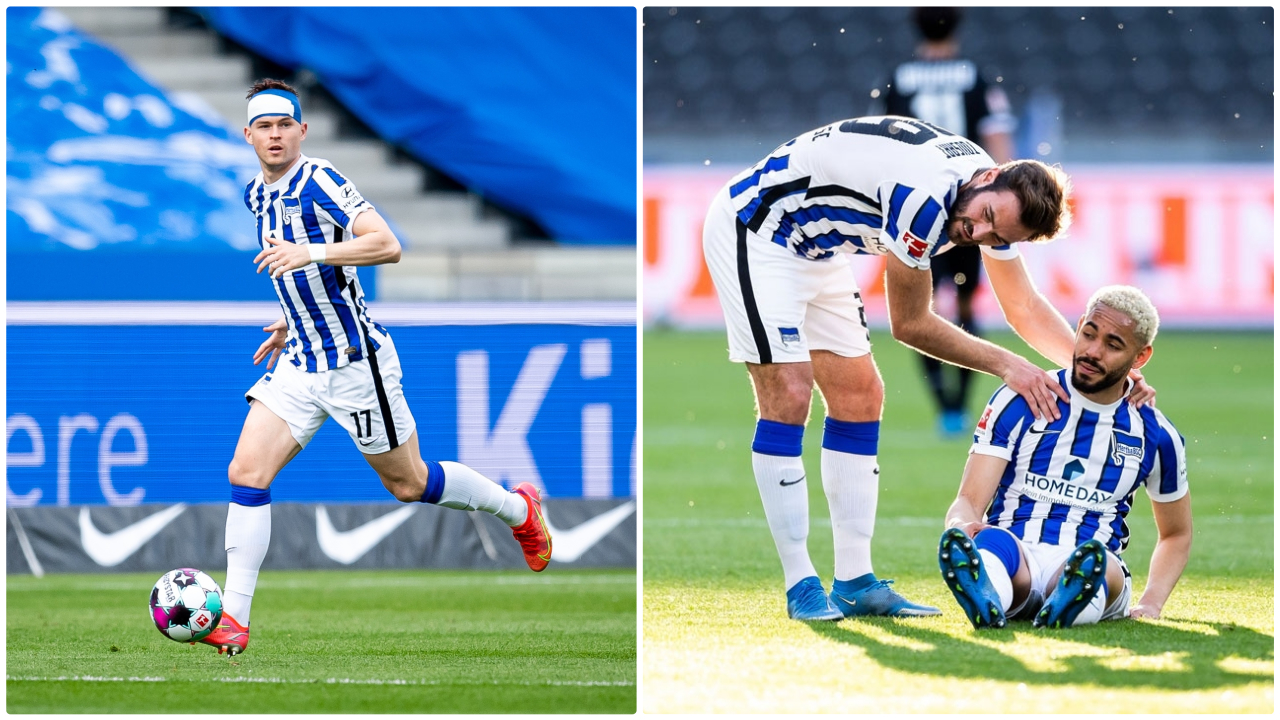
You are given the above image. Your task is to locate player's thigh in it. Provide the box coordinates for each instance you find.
[320,336,418,456]
[228,400,305,489]
[703,203,830,365]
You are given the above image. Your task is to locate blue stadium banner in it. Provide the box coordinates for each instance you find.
[6,303,636,506]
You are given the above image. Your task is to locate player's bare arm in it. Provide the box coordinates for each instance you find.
[1130,493,1193,619]
[944,452,1007,537]
[252,316,288,369]
[885,253,1067,420]
[255,209,401,278]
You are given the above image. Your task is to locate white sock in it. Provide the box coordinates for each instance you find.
[821,449,879,582]
[1071,579,1109,626]
[752,451,817,590]
[978,549,1015,611]
[437,461,528,527]
[223,502,271,625]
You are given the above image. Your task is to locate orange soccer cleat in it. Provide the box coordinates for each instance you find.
[511,483,553,572]
[195,612,250,656]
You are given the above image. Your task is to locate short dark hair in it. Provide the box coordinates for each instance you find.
[988,160,1073,242]
[913,7,962,42]
[246,78,298,100]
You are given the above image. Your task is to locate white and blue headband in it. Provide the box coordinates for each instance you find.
[247,88,302,125]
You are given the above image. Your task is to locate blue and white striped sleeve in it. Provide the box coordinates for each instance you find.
[1145,411,1189,503]
[970,384,1029,461]
[307,165,374,234]
[879,182,947,270]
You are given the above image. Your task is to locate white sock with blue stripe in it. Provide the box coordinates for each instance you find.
[428,461,527,527]
[821,418,880,582]
[752,420,816,591]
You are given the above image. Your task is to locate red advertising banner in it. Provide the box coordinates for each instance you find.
[644,165,1273,328]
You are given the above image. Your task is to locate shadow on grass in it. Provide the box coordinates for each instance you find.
[809,617,1273,691]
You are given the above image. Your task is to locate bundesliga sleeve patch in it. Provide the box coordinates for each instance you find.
[903,231,931,260]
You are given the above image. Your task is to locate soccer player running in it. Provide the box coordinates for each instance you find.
[939,286,1190,629]
[701,115,1154,621]
[198,80,552,656]
[880,7,1019,438]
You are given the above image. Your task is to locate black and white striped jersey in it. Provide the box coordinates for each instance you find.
[884,58,1017,144]
[971,369,1189,554]
[244,155,390,373]
[724,116,1013,269]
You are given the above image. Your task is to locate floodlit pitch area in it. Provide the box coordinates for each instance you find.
[643,329,1273,713]
[8,569,636,713]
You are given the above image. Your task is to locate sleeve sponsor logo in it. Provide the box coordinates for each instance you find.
[977,406,993,431]
[338,184,366,213]
[903,231,931,260]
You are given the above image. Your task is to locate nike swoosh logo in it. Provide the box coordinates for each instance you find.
[359,439,377,446]
[779,474,806,487]
[316,505,417,564]
[79,504,187,567]
[541,501,635,563]
[1028,427,1060,435]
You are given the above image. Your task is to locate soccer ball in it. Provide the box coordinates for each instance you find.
[149,568,223,642]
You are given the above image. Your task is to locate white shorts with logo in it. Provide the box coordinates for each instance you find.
[702,189,872,364]
[246,333,417,455]
[1008,537,1133,622]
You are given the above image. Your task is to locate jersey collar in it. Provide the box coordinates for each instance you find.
[263,154,307,191]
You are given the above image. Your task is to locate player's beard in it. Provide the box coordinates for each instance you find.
[1070,355,1130,394]
[945,184,984,246]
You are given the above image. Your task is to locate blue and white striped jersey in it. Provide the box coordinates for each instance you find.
[244,154,390,373]
[725,115,1018,268]
[971,370,1189,554]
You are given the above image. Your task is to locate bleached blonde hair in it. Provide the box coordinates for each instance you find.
[1085,285,1160,347]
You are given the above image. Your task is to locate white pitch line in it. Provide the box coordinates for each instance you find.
[6,675,634,687]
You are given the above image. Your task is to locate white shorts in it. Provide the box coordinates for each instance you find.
[702,189,871,364]
[246,333,417,455]
[1009,538,1133,622]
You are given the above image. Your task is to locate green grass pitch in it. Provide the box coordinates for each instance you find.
[643,328,1273,713]
[7,569,635,713]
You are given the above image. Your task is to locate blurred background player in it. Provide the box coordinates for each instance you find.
[878,7,1019,438]
[938,285,1190,630]
[203,80,553,656]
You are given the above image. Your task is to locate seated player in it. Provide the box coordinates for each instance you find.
[938,285,1191,629]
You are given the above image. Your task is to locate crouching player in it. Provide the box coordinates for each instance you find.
[938,286,1191,629]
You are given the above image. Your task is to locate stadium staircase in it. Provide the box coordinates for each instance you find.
[59,7,635,302]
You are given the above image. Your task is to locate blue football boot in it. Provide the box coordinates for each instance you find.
[785,576,844,621]
[1034,539,1107,629]
[829,574,941,618]
[938,528,1007,629]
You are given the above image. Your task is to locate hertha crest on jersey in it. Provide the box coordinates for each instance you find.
[281,197,302,224]
[1110,432,1144,464]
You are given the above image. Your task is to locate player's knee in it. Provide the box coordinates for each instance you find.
[389,484,421,503]
[227,457,269,489]
[974,527,1022,576]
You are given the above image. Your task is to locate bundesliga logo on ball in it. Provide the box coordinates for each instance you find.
[149,568,224,643]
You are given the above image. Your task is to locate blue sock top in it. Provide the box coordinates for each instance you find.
[230,485,271,507]
[822,418,880,456]
[752,419,804,457]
